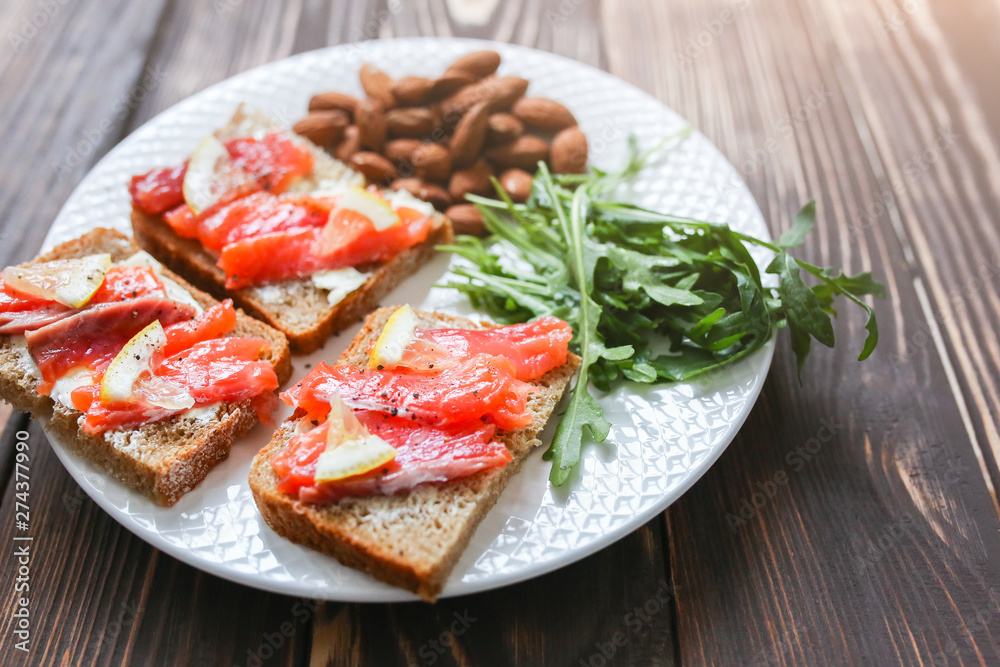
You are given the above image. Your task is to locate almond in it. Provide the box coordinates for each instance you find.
[448,161,494,201]
[391,178,452,210]
[359,63,395,108]
[512,97,577,131]
[445,204,486,236]
[350,151,397,184]
[445,50,501,80]
[499,168,533,203]
[486,112,523,146]
[292,110,349,146]
[449,101,489,168]
[411,142,452,183]
[333,125,362,162]
[386,107,436,138]
[308,91,359,117]
[391,76,433,106]
[441,76,529,119]
[550,126,588,174]
[356,98,387,151]
[384,138,423,165]
[485,135,549,170]
[429,71,478,101]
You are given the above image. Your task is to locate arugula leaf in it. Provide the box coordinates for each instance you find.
[437,138,885,485]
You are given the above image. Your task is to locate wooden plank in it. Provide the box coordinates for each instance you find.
[601,0,1000,663]
[0,1,329,665]
[306,2,676,665]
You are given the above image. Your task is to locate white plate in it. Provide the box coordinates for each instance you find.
[41,38,773,602]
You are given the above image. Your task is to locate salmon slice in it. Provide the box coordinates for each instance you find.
[271,412,506,501]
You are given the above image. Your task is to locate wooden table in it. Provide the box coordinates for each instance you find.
[1,0,998,664]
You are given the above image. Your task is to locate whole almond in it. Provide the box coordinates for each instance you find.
[512,97,577,131]
[550,126,588,174]
[391,178,452,210]
[485,135,549,170]
[448,160,494,201]
[359,63,395,108]
[449,101,490,168]
[350,151,397,183]
[392,76,434,106]
[445,50,501,80]
[356,98,387,151]
[445,203,486,236]
[499,168,533,203]
[411,142,452,183]
[334,125,362,162]
[429,70,478,101]
[441,76,529,119]
[384,138,423,165]
[486,112,523,146]
[308,91,359,117]
[292,110,349,146]
[386,107,436,139]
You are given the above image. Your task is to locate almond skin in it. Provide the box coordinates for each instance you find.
[512,97,577,131]
[391,76,433,106]
[292,110,349,146]
[391,177,452,210]
[441,76,529,119]
[550,126,588,174]
[411,142,452,183]
[448,161,494,201]
[445,50,501,80]
[356,98,388,151]
[499,168,533,203]
[308,91,359,117]
[445,203,486,236]
[485,135,549,170]
[486,112,523,146]
[350,151,397,183]
[386,107,436,139]
[429,70,478,101]
[333,125,362,162]
[449,101,490,168]
[384,138,423,165]
[359,63,395,108]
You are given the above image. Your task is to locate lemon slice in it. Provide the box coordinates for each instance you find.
[100,320,195,409]
[335,186,400,231]
[368,304,419,370]
[314,392,397,483]
[182,134,232,214]
[2,253,111,308]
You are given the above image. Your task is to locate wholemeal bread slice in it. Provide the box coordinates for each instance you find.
[130,106,454,354]
[0,228,292,506]
[248,307,580,601]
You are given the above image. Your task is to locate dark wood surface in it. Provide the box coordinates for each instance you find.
[0,0,998,665]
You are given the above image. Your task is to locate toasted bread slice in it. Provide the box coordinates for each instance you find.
[130,105,453,354]
[132,209,452,354]
[249,307,580,601]
[0,228,292,506]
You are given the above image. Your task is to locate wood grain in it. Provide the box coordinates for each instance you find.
[1,0,998,664]
[601,0,1000,663]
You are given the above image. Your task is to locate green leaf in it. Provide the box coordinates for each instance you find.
[778,200,816,249]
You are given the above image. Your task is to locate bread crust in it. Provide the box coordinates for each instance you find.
[132,207,454,354]
[0,228,292,505]
[249,307,580,601]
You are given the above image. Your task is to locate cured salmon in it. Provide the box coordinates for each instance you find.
[283,355,534,432]
[386,316,573,380]
[271,413,507,502]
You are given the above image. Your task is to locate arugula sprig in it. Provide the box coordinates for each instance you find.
[438,139,885,485]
